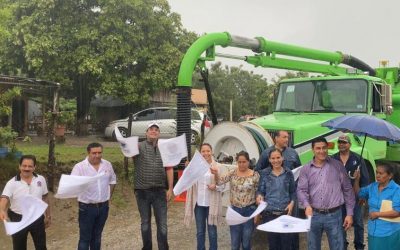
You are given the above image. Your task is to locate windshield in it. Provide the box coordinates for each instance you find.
[275,79,368,113]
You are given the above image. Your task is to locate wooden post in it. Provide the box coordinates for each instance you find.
[47,84,60,192]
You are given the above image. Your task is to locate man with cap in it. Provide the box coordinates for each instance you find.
[333,135,369,250]
[133,122,173,250]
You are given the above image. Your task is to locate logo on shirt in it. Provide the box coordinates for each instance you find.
[37,181,42,187]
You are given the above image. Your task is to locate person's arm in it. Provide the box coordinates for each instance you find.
[42,194,51,228]
[371,188,400,219]
[359,159,370,187]
[211,166,233,185]
[285,172,296,215]
[294,151,302,169]
[254,150,268,172]
[339,162,355,230]
[109,184,116,199]
[296,165,312,216]
[166,167,173,201]
[0,197,9,221]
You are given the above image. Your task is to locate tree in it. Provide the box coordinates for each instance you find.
[193,62,275,121]
[0,0,196,134]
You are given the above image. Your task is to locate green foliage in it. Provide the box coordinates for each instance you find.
[0,0,197,107]
[0,87,21,116]
[0,126,17,148]
[193,63,276,121]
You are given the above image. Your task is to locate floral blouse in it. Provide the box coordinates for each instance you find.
[217,168,260,208]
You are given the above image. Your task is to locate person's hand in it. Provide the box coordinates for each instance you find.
[256,195,264,205]
[305,206,313,217]
[210,165,218,175]
[343,215,353,230]
[184,160,189,167]
[254,214,261,225]
[44,215,51,228]
[353,168,361,181]
[166,188,173,202]
[0,210,8,221]
[285,201,294,215]
[207,184,216,191]
[369,211,379,220]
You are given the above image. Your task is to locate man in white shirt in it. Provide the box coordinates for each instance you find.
[71,142,117,250]
[0,155,51,250]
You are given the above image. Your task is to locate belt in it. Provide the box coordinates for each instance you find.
[313,206,341,214]
[264,210,286,216]
[79,201,109,208]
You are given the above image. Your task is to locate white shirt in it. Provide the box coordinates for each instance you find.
[1,174,48,214]
[197,170,212,207]
[71,158,117,203]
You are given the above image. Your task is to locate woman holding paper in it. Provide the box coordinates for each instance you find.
[256,148,296,250]
[184,143,224,250]
[211,150,260,250]
[354,161,400,250]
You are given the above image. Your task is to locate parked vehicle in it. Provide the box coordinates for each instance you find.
[104,107,211,143]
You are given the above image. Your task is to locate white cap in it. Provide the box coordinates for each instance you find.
[147,122,160,130]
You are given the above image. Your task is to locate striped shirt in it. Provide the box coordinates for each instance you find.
[133,140,167,189]
[297,157,355,215]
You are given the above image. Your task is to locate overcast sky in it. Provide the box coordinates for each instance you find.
[168,0,400,80]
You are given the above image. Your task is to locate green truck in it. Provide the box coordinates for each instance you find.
[175,32,400,181]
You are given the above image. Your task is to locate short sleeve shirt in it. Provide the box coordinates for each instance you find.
[71,158,117,203]
[1,174,48,214]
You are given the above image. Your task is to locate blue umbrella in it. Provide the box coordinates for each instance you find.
[322,114,400,166]
[321,114,400,179]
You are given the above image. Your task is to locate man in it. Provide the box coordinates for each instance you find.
[333,135,369,250]
[255,130,301,249]
[133,122,173,250]
[255,130,301,171]
[71,142,116,250]
[0,155,51,250]
[297,137,355,250]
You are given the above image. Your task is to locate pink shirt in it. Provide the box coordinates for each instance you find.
[71,158,117,203]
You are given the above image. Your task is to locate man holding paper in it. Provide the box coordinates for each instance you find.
[0,155,51,250]
[71,142,117,250]
[133,122,173,250]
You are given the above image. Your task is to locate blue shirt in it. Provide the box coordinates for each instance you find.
[359,180,400,237]
[332,151,369,188]
[255,146,301,172]
[257,167,296,211]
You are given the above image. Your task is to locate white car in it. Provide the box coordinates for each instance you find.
[104,107,211,143]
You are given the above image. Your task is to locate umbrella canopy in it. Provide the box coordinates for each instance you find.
[321,114,400,142]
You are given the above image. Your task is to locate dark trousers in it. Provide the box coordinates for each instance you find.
[8,210,47,250]
[263,212,296,250]
[78,202,109,250]
[135,188,169,250]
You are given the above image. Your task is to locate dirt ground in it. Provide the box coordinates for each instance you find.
[0,136,367,249]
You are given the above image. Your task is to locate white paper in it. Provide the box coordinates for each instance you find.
[292,165,304,181]
[3,195,48,235]
[173,150,209,196]
[225,201,267,226]
[158,134,188,167]
[257,215,311,233]
[115,127,139,157]
[55,173,104,199]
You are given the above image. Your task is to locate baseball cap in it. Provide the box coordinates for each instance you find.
[147,122,160,130]
[338,135,350,143]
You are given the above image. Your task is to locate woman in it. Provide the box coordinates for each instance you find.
[211,151,260,250]
[354,161,400,249]
[184,143,224,250]
[256,148,296,250]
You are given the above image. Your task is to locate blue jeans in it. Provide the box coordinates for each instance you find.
[263,213,294,250]
[342,203,365,249]
[78,202,109,250]
[230,204,256,250]
[194,204,218,250]
[308,208,344,250]
[135,189,169,250]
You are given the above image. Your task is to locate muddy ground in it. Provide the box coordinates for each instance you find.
[0,136,367,249]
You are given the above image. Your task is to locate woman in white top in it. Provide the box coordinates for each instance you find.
[184,143,224,250]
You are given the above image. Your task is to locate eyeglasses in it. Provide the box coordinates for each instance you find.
[338,141,349,144]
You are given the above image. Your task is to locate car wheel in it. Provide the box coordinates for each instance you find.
[191,130,198,144]
[118,127,129,138]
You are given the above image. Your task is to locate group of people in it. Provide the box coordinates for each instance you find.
[0,124,399,250]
